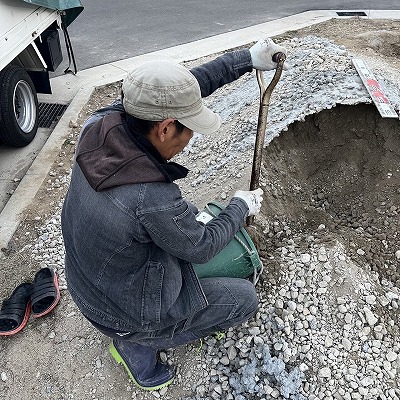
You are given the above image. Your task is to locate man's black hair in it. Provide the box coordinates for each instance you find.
[126,114,185,136]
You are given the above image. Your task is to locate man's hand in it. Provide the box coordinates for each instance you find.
[249,38,287,71]
[234,188,264,216]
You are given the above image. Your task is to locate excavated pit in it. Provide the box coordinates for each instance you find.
[257,103,400,286]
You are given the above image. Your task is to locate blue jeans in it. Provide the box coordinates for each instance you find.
[88,277,258,348]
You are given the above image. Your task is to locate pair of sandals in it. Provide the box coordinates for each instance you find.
[0,267,60,336]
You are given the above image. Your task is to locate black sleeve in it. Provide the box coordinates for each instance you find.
[190,49,253,97]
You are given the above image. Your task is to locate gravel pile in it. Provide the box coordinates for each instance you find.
[192,233,400,399]
[2,31,400,399]
[29,199,400,399]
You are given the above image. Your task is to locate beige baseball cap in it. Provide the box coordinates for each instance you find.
[122,60,221,134]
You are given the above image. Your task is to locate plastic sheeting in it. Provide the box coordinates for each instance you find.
[22,0,84,25]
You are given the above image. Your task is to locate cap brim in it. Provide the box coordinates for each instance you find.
[178,105,221,135]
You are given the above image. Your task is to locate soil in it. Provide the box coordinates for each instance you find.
[257,102,400,283]
[1,18,400,400]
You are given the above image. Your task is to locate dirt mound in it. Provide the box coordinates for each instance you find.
[257,103,400,284]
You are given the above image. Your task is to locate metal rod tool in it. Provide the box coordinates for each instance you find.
[247,52,286,227]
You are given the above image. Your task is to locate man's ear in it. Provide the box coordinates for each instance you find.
[157,118,175,142]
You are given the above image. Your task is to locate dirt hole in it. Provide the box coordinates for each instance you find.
[257,103,400,286]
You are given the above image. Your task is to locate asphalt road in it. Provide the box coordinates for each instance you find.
[59,0,400,73]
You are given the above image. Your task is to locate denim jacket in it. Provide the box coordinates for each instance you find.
[61,49,252,333]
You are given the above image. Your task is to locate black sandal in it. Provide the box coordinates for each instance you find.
[0,283,32,336]
[31,268,61,318]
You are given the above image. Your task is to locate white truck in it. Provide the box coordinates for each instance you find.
[0,0,83,147]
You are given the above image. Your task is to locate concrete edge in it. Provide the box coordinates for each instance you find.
[1,9,399,255]
[0,85,93,253]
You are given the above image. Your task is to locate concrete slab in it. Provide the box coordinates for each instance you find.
[0,85,92,253]
[1,10,400,255]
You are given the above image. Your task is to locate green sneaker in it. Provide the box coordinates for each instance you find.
[214,331,225,341]
[109,340,175,391]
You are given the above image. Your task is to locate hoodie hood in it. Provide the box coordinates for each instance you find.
[75,112,188,191]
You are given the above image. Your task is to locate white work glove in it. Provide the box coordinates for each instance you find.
[249,38,287,71]
[234,188,264,216]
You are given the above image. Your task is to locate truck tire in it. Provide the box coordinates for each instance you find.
[0,65,39,147]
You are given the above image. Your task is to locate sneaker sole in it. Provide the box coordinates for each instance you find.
[109,341,174,391]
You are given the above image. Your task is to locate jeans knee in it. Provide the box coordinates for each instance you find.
[198,277,259,330]
[238,280,258,317]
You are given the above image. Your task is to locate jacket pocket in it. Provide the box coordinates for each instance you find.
[141,261,164,324]
[173,205,201,246]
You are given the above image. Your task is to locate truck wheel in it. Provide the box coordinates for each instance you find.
[0,65,39,147]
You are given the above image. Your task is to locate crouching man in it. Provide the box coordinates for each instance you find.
[61,38,286,390]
